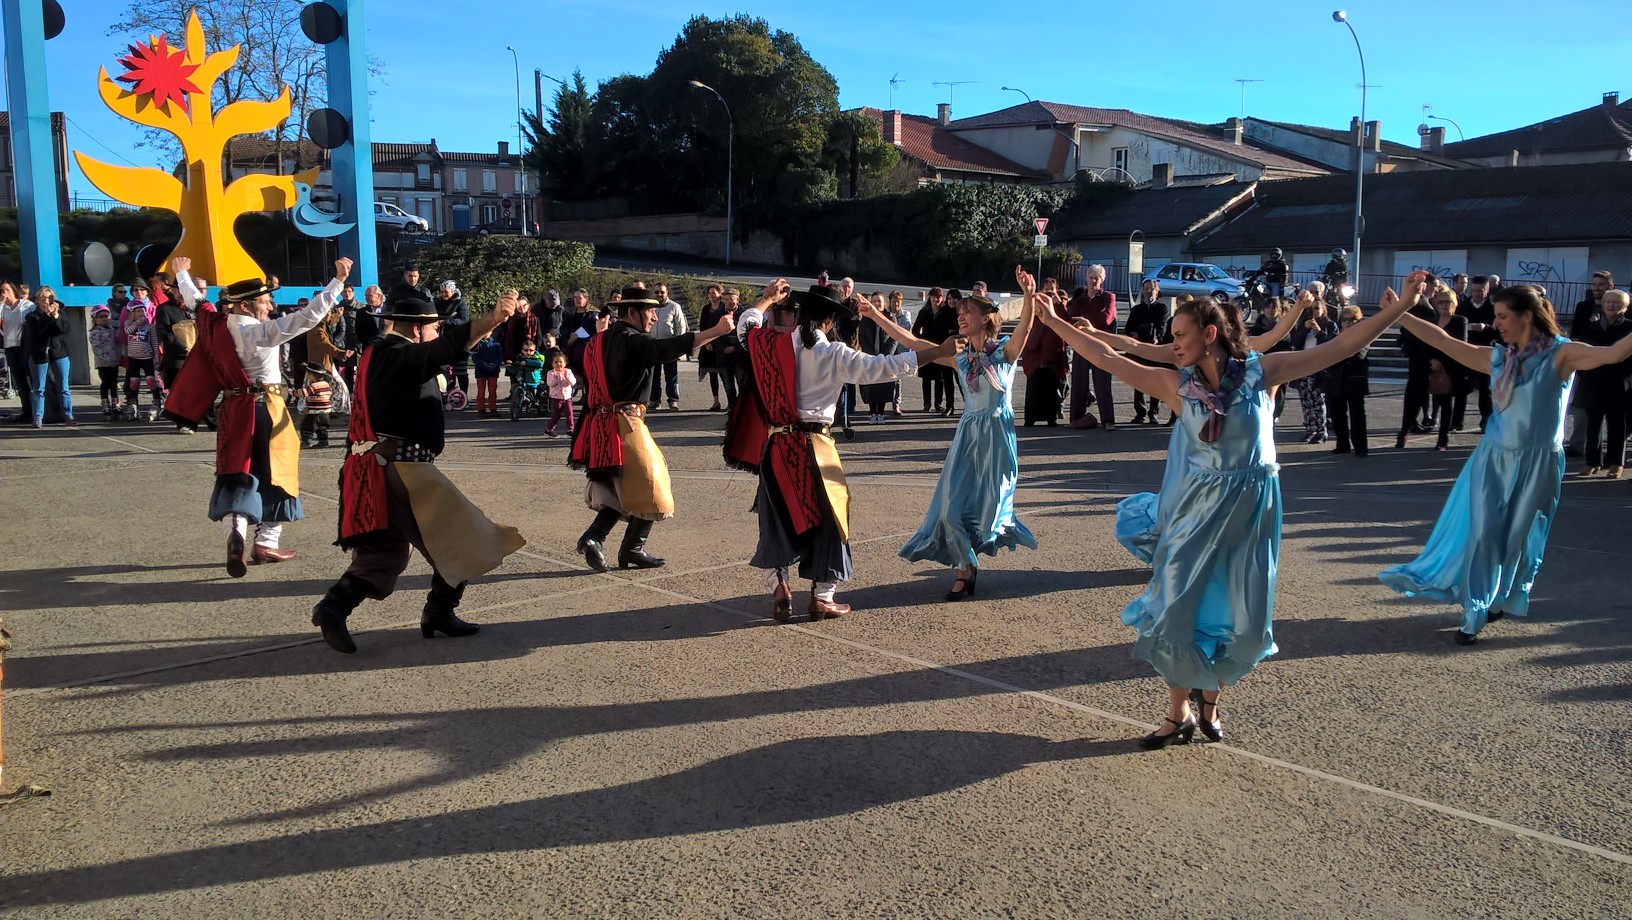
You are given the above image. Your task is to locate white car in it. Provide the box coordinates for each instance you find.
[373,202,430,233]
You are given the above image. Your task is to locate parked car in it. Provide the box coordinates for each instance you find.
[474,218,535,237]
[374,201,430,233]
[1148,262,1243,301]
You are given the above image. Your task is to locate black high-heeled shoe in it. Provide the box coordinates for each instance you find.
[944,567,978,601]
[1189,688,1223,742]
[1139,717,1196,750]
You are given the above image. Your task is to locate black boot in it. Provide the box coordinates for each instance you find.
[421,575,478,638]
[312,574,369,654]
[577,508,620,572]
[618,519,665,569]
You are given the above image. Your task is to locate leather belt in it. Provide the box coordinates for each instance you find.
[353,436,437,464]
[770,421,831,436]
[588,401,646,419]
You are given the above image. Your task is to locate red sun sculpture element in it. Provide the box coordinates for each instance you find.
[115,35,203,113]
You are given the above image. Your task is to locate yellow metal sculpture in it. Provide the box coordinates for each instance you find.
[74,11,315,284]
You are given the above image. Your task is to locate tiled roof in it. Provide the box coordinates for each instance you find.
[1446,99,1632,159]
[948,102,1328,177]
[1053,181,1257,240]
[857,108,1046,179]
[441,150,519,166]
[1243,118,1470,169]
[371,142,440,170]
[227,137,328,167]
[1194,162,1632,252]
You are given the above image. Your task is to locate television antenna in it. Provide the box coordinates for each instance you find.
[1234,78,1263,121]
[889,73,906,109]
[932,80,977,107]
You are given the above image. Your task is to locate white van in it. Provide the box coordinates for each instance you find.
[374,202,430,233]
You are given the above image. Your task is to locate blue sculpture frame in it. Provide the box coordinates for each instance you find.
[1,0,377,305]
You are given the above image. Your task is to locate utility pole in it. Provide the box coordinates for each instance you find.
[1234,78,1263,121]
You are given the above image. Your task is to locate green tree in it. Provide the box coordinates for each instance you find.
[524,70,597,201]
[820,110,900,198]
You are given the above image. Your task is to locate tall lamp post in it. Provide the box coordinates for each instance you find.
[1332,11,1365,293]
[689,79,733,266]
[1427,113,1464,142]
[1000,86,1032,104]
[505,45,528,236]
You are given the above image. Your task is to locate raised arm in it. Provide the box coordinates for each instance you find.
[1003,265,1037,364]
[1557,331,1632,377]
[859,297,936,351]
[1034,293,1180,404]
[1261,272,1432,387]
[1075,323,1173,364]
[239,259,353,349]
[467,290,519,346]
[171,256,200,309]
[1393,311,1489,376]
[1247,298,1303,354]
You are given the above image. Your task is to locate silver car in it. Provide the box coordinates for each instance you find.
[1148,262,1243,301]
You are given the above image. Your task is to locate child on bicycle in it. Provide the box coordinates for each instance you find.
[512,339,546,418]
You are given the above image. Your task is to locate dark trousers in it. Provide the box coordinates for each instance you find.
[5,346,33,412]
[1433,394,1466,443]
[97,366,121,403]
[648,359,680,405]
[337,464,467,610]
[1470,376,1493,430]
[1585,404,1628,469]
[300,412,331,445]
[581,505,655,558]
[920,365,955,411]
[1329,394,1368,454]
[1398,375,1430,436]
[705,368,737,408]
[1070,356,1115,425]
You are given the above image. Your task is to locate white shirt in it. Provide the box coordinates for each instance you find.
[187,274,340,385]
[794,329,918,424]
[2,300,35,348]
[737,306,765,343]
[651,299,689,340]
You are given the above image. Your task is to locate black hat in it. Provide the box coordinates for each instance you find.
[302,361,329,374]
[614,286,661,308]
[379,294,440,323]
[221,278,274,303]
[788,284,853,325]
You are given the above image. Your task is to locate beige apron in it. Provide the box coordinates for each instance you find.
[266,391,301,496]
[810,431,851,542]
[395,462,526,585]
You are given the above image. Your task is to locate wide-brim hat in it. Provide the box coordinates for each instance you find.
[788,284,853,324]
[302,361,329,374]
[379,294,441,323]
[221,278,274,303]
[613,286,661,308]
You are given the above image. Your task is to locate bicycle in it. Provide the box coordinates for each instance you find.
[441,365,468,411]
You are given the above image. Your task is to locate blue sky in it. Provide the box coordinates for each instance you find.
[10,0,1631,196]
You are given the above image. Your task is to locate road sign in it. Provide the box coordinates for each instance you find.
[501,196,513,213]
[1034,234,1048,249]
[1034,217,1049,234]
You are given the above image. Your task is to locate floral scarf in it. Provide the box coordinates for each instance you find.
[964,339,1004,393]
[1491,336,1551,412]
[1178,357,1247,443]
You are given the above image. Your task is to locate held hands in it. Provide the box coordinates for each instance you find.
[1296,288,1317,312]
[858,298,880,320]
[333,257,354,284]
[714,310,736,335]
[1015,264,1037,296]
[762,277,791,301]
[932,335,968,361]
[170,256,192,274]
[494,289,520,322]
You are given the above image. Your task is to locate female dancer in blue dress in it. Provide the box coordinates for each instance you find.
[861,266,1039,599]
[1034,273,1427,749]
[1379,285,1632,645]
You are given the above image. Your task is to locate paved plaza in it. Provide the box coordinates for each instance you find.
[2,380,1629,918]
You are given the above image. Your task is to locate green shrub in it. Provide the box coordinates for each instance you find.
[415,236,595,311]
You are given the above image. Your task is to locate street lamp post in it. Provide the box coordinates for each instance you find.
[1332,11,1365,294]
[1427,113,1464,142]
[689,79,733,266]
[1000,86,1032,104]
[505,45,528,236]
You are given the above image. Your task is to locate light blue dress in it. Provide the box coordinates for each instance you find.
[1378,336,1571,635]
[901,338,1037,568]
[1119,354,1281,689]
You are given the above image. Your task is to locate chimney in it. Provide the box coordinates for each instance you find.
[1153,162,1174,189]
[1349,117,1363,172]
[1225,117,1243,145]
[1427,126,1445,154]
[883,110,903,145]
[498,140,510,160]
[1605,91,1621,108]
[1509,149,1521,167]
[1365,120,1381,153]
[937,103,951,126]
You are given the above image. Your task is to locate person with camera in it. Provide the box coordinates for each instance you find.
[22,287,74,428]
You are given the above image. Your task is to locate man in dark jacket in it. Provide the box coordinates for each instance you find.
[1567,270,1615,455]
[1123,278,1171,424]
[1462,275,1500,430]
[435,280,472,393]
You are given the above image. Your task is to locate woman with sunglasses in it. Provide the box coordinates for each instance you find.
[1034,272,1428,749]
